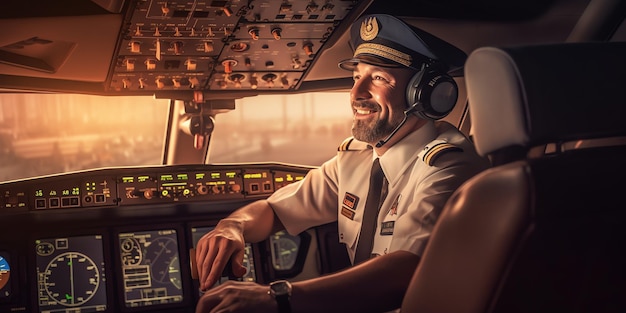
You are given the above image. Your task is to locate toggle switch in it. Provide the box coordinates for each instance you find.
[172,41,184,54]
[138,78,147,89]
[145,59,157,70]
[155,78,165,89]
[221,59,237,74]
[161,4,170,15]
[271,27,282,40]
[204,42,214,53]
[130,41,141,53]
[189,77,199,89]
[229,73,246,88]
[306,1,319,14]
[248,28,260,40]
[249,76,258,89]
[303,42,314,56]
[292,57,302,69]
[122,78,131,89]
[185,59,197,71]
[262,73,277,88]
[125,59,135,71]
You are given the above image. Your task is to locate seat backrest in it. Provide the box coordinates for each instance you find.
[400,42,626,313]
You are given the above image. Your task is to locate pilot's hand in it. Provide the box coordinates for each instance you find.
[195,281,277,313]
[195,220,248,291]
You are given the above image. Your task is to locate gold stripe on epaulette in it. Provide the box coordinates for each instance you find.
[338,137,355,151]
[423,143,462,166]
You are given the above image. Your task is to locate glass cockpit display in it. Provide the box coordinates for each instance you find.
[118,229,183,308]
[0,252,11,301]
[34,235,107,312]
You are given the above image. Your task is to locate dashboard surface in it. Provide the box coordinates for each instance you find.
[0,163,318,312]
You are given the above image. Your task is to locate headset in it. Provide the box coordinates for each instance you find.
[405,63,458,120]
[376,64,458,148]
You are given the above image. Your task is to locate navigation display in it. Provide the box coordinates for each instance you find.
[34,235,107,312]
[191,226,257,283]
[118,229,183,308]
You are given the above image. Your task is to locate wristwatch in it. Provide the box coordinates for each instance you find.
[269,280,292,313]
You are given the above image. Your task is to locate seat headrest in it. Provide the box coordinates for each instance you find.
[465,42,626,157]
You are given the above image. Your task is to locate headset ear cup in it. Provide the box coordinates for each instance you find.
[406,70,424,111]
[406,68,458,120]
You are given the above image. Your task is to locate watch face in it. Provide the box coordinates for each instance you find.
[271,281,291,296]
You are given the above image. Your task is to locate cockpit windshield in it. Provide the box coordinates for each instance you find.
[0,92,352,182]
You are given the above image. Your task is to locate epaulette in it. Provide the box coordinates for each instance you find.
[420,139,463,166]
[338,136,370,151]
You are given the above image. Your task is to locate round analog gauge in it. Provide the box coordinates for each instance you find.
[168,256,182,289]
[270,233,300,270]
[43,252,100,306]
[120,238,142,266]
[145,237,180,287]
[0,256,10,291]
[36,242,55,256]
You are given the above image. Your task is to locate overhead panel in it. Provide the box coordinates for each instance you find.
[109,0,359,92]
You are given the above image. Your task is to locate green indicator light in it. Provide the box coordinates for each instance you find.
[183,189,190,195]
[161,190,169,196]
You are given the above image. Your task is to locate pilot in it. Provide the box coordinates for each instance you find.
[195,14,490,313]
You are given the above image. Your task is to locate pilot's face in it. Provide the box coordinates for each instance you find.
[350,62,415,144]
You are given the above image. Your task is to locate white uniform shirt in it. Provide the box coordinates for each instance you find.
[267,121,490,263]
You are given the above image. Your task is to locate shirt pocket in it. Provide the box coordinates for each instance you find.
[337,215,360,250]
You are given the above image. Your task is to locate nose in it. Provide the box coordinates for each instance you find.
[350,76,371,102]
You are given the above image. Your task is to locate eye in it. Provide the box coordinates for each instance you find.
[372,75,390,83]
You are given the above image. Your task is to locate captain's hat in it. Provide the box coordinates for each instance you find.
[338,14,466,72]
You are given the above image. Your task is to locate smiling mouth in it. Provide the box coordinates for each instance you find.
[355,108,376,115]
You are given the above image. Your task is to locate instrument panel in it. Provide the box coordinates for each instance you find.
[0,163,314,312]
[109,0,367,93]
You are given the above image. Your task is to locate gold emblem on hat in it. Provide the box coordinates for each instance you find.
[360,16,379,41]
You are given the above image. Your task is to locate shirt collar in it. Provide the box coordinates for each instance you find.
[375,121,437,186]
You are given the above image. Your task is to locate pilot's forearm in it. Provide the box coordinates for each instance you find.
[218,199,282,243]
[291,250,420,313]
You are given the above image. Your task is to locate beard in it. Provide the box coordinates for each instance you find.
[352,107,405,144]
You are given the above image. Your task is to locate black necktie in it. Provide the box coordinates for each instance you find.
[354,158,388,264]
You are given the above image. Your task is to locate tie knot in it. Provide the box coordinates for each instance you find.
[371,158,384,180]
